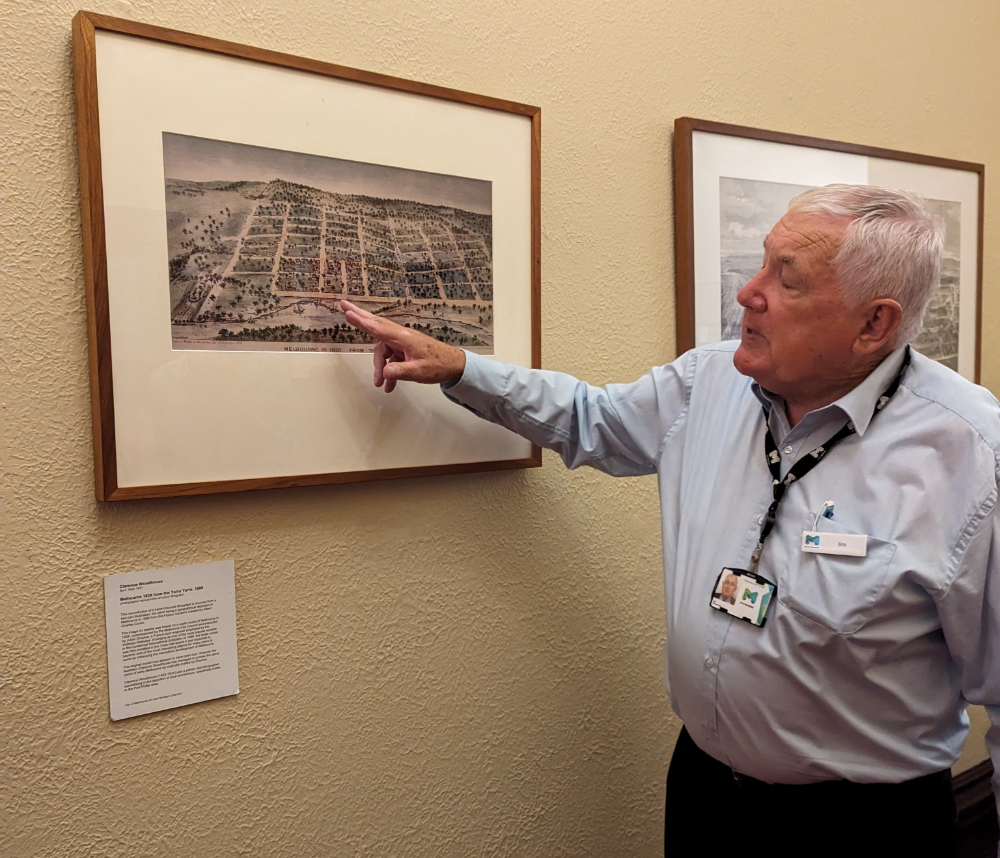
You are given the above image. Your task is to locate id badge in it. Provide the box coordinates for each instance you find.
[801,531,867,556]
[710,567,776,627]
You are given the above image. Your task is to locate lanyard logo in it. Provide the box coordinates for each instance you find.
[804,534,821,546]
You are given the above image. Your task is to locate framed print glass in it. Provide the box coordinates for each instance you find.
[73,12,541,500]
[673,117,983,381]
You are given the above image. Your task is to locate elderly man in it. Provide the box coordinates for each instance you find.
[717,572,739,605]
[343,185,1000,857]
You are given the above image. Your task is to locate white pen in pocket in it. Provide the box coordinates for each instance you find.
[812,500,836,529]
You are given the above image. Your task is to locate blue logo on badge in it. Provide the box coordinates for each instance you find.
[742,589,758,605]
[805,534,820,546]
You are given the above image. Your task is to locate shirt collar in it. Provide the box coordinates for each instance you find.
[751,345,909,437]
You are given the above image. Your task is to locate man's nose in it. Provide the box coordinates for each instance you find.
[736,273,767,313]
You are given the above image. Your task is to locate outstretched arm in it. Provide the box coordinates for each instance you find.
[343,299,690,476]
[341,300,466,393]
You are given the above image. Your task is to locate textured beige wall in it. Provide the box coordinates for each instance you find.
[2,1,999,855]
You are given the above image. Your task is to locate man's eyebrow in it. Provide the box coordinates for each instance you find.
[762,238,796,267]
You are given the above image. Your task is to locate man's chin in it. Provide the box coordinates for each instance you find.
[733,341,773,384]
[732,342,757,378]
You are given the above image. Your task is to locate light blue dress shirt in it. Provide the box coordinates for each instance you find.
[444,343,1000,800]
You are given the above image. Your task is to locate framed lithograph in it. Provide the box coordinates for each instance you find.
[673,117,984,381]
[73,12,541,500]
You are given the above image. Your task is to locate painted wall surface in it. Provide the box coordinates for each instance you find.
[2,1,998,855]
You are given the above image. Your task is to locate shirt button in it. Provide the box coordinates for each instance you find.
[704,657,715,669]
[757,515,765,525]
[783,445,794,454]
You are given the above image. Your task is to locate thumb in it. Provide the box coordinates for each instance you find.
[382,356,422,382]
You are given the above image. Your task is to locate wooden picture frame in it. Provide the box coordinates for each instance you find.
[72,11,541,501]
[673,117,984,381]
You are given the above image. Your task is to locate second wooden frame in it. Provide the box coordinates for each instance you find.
[674,117,984,381]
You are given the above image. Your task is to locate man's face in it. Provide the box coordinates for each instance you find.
[732,210,866,399]
[721,575,737,600]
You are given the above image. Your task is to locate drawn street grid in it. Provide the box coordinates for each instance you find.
[165,134,493,353]
[718,177,961,370]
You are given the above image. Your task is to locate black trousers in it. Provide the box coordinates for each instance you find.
[665,727,957,858]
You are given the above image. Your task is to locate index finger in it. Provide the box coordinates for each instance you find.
[340,301,402,343]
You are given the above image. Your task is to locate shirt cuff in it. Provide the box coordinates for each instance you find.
[440,351,510,413]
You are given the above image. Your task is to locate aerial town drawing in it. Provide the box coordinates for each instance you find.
[163,133,494,353]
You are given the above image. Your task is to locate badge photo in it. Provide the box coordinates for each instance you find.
[710,568,776,627]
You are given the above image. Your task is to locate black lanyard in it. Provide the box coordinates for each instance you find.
[748,347,911,573]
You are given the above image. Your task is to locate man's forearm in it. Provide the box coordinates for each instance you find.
[443,352,659,477]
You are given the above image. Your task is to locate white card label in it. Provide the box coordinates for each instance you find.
[801,531,867,557]
[104,560,239,720]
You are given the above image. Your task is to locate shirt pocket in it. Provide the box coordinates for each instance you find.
[778,516,897,634]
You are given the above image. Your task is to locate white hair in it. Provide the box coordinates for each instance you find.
[787,184,944,346]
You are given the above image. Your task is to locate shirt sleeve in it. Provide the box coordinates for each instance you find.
[441,350,695,477]
[932,475,1000,838]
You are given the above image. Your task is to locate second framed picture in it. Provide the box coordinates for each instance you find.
[74,12,540,500]
[674,117,984,381]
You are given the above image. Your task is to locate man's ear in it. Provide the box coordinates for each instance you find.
[854,299,903,355]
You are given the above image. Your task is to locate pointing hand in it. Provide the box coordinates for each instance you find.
[340,301,467,393]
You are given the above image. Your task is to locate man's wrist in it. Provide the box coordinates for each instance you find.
[447,347,467,383]
[440,349,473,391]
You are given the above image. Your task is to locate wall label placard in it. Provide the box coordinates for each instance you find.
[103,560,239,720]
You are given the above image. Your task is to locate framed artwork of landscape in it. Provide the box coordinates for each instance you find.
[674,117,984,381]
[72,12,541,500]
